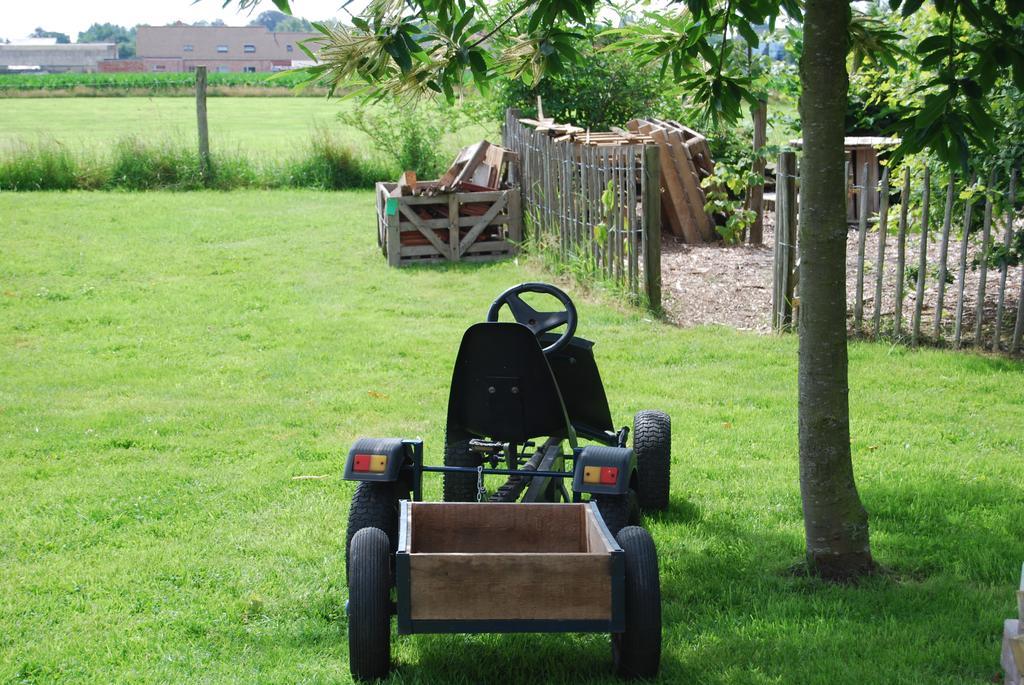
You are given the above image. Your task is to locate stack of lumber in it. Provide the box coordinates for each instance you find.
[627,118,716,244]
[390,140,517,199]
[518,118,654,146]
[1003,563,1024,685]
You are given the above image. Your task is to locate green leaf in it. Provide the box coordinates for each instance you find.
[272,0,292,12]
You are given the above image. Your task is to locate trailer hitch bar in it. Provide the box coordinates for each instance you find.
[420,465,572,479]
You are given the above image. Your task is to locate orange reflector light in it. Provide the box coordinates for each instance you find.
[600,467,618,485]
[353,454,371,472]
[583,466,601,484]
[369,455,388,473]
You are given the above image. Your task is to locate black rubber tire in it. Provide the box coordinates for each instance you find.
[348,527,392,682]
[442,428,482,502]
[633,410,671,511]
[346,481,405,578]
[594,489,641,537]
[612,526,661,680]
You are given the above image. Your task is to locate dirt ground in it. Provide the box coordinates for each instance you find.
[660,210,1024,351]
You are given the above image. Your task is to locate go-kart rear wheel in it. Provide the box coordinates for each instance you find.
[442,429,482,502]
[346,481,406,580]
[633,410,671,511]
[612,526,661,679]
[594,489,640,537]
[348,527,392,682]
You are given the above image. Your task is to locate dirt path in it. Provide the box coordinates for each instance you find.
[660,211,1024,351]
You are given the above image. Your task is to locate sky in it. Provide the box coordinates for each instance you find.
[0,0,360,41]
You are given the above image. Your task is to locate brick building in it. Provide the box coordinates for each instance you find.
[135,25,321,73]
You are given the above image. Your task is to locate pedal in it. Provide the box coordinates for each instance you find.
[469,439,505,454]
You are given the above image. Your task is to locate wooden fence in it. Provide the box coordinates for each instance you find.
[503,110,662,309]
[773,156,1024,355]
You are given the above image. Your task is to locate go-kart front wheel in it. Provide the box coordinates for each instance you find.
[633,410,671,511]
[612,526,661,679]
[348,527,392,682]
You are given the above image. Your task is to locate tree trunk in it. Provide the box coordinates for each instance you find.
[797,0,874,580]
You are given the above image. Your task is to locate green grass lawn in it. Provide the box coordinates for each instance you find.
[0,97,495,160]
[1,190,1021,684]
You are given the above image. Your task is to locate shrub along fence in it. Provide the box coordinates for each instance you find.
[773,156,1024,355]
[503,110,662,309]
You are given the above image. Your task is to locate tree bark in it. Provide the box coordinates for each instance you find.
[797,0,874,580]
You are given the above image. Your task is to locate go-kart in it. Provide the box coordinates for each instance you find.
[343,283,672,681]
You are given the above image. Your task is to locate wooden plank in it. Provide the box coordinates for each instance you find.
[992,168,1018,352]
[459,194,509,256]
[448,193,459,261]
[636,122,696,241]
[436,141,492,192]
[664,127,717,241]
[854,163,870,333]
[872,167,891,337]
[410,502,586,553]
[973,170,997,345]
[911,166,931,347]
[397,170,417,196]
[642,144,662,310]
[893,168,911,337]
[399,204,451,259]
[409,553,611,620]
[952,177,976,348]
[584,506,615,553]
[933,176,955,339]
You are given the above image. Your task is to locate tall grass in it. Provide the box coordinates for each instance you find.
[0,132,393,192]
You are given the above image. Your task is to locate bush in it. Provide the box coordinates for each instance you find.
[281,130,384,189]
[494,49,671,131]
[339,102,460,179]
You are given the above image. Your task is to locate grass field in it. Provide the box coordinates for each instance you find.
[0,97,495,159]
[1,190,1022,684]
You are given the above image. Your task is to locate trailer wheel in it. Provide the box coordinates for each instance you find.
[612,526,661,680]
[346,481,406,580]
[633,410,671,511]
[442,428,482,502]
[594,489,640,537]
[348,527,392,682]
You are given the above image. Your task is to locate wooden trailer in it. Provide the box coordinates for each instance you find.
[394,501,624,633]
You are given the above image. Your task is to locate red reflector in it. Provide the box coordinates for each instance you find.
[600,467,618,485]
[353,454,371,472]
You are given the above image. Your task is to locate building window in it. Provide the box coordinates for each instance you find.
[152,64,166,72]
[217,66,229,73]
[243,66,256,73]
[243,44,256,53]
[183,44,193,52]
[286,44,293,52]
[217,45,228,53]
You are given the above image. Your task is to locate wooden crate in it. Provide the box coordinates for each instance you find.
[375,182,522,267]
[395,501,624,633]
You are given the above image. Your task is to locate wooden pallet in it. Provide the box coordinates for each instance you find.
[376,182,522,267]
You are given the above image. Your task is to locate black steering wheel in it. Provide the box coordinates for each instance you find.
[486,283,578,355]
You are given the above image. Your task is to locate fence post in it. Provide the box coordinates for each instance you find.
[973,169,997,345]
[853,163,870,333]
[783,152,798,329]
[747,99,767,244]
[871,167,891,337]
[773,151,798,331]
[992,168,1018,351]
[952,174,976,348]
[893,167,911,338]
[642,145,662,312]
[911,166,931,347]
[195,66,210,183]
[933,176,955,340]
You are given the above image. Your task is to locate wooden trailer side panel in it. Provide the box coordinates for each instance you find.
[408,552,612,621]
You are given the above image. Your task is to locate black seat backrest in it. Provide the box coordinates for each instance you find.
[446,322,571,443]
